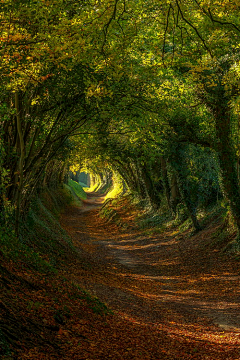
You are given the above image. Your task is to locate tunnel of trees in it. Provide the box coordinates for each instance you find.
[2,2,240,358]
[1,0,240,246]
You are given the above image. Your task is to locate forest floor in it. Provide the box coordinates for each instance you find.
[59,193,240,360]
[3,192,240,359]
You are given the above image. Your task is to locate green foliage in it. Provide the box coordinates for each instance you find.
[105,173,125,200]
[0,186,77,273]
[79,181,88,188]
[172,144,221,209]
[68,179,87,200]
[1,0,240,246]
[64,184,83,207]
[83,292,112,316]
[0,225,54,273]
[72,284,113,316]
[21,187,76,269]
[100,201,120,225]
[139,212,170,231]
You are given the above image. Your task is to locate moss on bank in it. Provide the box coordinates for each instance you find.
[0,183,86,274]
[68,179,87,200]
[0,183,113,359]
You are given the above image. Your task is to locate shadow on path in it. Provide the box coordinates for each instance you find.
[61,194,240,359]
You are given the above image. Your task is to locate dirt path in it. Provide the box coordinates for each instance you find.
[60,194,240,359]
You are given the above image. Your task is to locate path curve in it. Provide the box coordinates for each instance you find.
[61,193,240,359]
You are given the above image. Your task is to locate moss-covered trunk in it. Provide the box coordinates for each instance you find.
[172,146,201,231]
[214,104,240,236]
[160,157,172,212]
[0,175,5,225]
[170,171,181,215]
[14,92,25,236]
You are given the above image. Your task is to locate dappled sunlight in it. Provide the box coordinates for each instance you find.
[118,311,240,347]
[107,237,179,251]
[163,322,240,345]
[151,259,181,266]
[59,197,240,360]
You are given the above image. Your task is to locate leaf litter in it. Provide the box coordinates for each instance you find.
[2,194,240,359]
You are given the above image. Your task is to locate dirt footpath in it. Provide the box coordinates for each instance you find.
[60,193,240,360]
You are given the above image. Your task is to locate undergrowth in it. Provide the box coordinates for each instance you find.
[18,186,76,272]
[71,283,113,316]
[0,182,87,274]
[100,193,134,229]
[68,179,87,201]
[0,182,107,359]
[104,176,124,200]
[101,192,239,254]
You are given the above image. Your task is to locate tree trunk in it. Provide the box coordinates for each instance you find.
[214,103,240,237]
[14,92,25,236]
[175,169,201,231]
[0,171,5,225]
[170,171,181,215]
[160,157,172,212]
[200,73,240,240]
[141,162,160,208]
[172,147,201,231]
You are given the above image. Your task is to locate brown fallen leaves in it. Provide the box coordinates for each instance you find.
[2,197,240,359]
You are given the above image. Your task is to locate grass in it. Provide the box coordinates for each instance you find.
[105,176,124,200]
[0,225,56,274]
[1,183,239,359]
[84,179,112,194]
[21,187,77,270]
[68,179,87,200]
[64,184,83,206]
[0,182,116,358]
[99,194,134,229]
[0,185,82,274]
[117,196,235,247]
[1,181,87,274]
[79,181,88,188]
[72,283,113,316]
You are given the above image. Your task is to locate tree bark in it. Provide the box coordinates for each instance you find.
[214,102,240,237]
[14,92,25,236]
[0,171,5,225]
[141,162,160,208]
[200,71,240,240]
[160,157,172,212]
[172,147,201,231]
[170,171,181,215]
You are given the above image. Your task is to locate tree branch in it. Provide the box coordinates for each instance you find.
[175,0,213,57]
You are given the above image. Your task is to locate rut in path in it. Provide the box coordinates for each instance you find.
[60,193,240,359]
